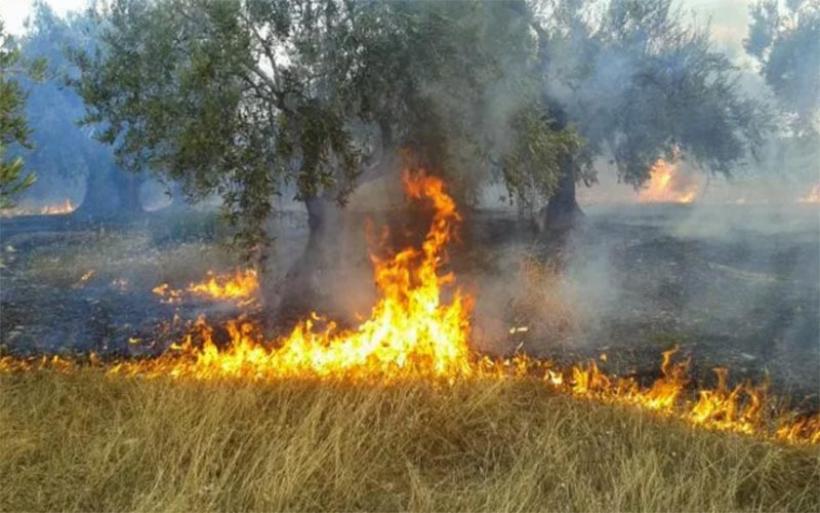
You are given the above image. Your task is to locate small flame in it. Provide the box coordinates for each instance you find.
[152,269,259,304]
[188,269,259,302]
[0,199,75,217]
[40,199,75,215]
[152,283,183,304]
[798,183,820,204]
[638,160,699,204]
[2,172,818,445]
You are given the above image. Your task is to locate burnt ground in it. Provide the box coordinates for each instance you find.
[1,204,818,405]
[586,205,819,402]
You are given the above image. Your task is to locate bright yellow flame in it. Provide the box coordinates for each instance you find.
[1,171,818,445]
[188,269,259,302]
[138,171,473,380]
[638,160,699,204]
[152,269,259,304]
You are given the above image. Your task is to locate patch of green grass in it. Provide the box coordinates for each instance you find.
[1,371,818,512]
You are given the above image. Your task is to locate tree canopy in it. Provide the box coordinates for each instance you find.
[746,0,819,138]
[0,19,45,209]
[537,0,766,188]
[75,0,767,252]
[15,1,129,213]
[76,0,580,252]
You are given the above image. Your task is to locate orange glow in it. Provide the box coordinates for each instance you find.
[1,198,75,217]
[152,283,183,304]
[152,269,259,305]
[139,171,473,380]
[40,199,76,215]
[188,269,259,302]
[798,183,820,204]
[1,171,818,445]
[638,160,699,204]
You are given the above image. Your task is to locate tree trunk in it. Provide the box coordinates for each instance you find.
[536,99,586,236]
[271,195,344,324]
[542,158,584,233]
[74,165,144,220]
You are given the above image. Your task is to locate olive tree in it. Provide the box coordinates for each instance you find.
[76,0,578,312]
[532,0,766,228]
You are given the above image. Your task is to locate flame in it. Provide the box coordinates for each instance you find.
[798,183,820,204]
[0,198,75,217]
[142,171,473,380]
[638,160,699,204]
[1,171,818,445]
[152,269,259,304]
[39,199,76,215]
[152,283,183,304]
[188,269,259,302]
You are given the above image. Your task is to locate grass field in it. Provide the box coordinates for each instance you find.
[1,371,818,512]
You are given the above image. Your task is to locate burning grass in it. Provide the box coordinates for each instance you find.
[1,370,818,512]
[3,171,818,445]
[18,229,235,290]
[0,199,76,218]
[153,268,259,305]
[2,171,819,511]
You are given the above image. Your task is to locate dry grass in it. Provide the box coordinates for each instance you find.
[21,231,236,289]
[1,371,818,512]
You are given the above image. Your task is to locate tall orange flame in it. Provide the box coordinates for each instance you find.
[142,170,473,380]
[1,171,818,445]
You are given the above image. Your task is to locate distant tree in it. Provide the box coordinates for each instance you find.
[18,1,147,219]
[745,0,818,181]
[746,0,820,137]
[0,19,44,209]
[533,0,766,229]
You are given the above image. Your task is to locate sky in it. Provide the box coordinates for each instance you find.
[1,0,87,34]
[1,0,755,49]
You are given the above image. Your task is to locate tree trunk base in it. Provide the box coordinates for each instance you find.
[542,201,585,234]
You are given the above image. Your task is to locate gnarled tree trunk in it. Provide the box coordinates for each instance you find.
[272,194,344,324]
[542,157,584,233]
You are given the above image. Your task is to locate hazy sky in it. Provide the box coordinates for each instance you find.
[1,0,754,54]
[1,0,87,34]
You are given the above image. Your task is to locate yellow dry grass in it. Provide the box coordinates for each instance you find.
[1,371,818,512]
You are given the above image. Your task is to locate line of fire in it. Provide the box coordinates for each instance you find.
[1,1,818,511]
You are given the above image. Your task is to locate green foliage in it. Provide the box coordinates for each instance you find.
[0,19,44,209]
[76,0,579,255]
[537,0,766,187]
[746,0,819,137]
[11,0,139,220]
[501,105,586,209]
[76,0,363,253]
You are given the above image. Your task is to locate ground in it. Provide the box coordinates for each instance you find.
[1,204,818,401]
[1,204,819,511]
